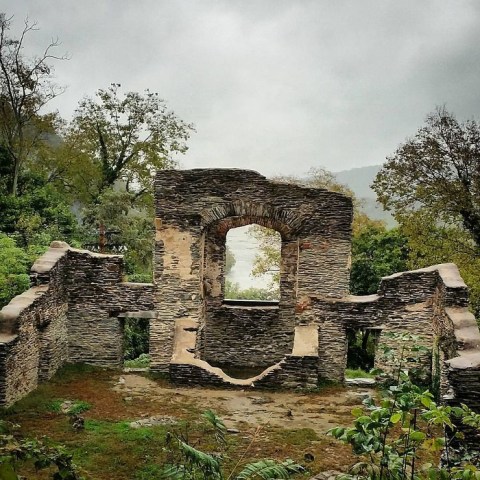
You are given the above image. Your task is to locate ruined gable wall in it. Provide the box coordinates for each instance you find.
[154,169,353,372]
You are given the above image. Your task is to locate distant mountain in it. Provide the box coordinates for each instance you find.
[334,164,396,227]
[335,165,382,198]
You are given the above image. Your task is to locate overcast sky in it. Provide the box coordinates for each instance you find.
[5,1,480,176]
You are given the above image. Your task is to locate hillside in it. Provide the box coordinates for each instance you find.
[335,164,396,226]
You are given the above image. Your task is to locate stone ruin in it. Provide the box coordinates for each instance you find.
[1,169,480,411]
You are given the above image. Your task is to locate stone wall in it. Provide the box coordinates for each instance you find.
[1,168,480,413]
[0,242,154,406]
[203,305,287,368]
[154,168,353,373]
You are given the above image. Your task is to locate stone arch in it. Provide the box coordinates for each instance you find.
[153,169,353,380]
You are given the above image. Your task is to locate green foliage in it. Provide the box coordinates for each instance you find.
[159,410,303,480]
[235,459,304,480]
[350,225,408,295]
[345,368,375,379]
[346,329,379,371]
[225,280,278,301]
[81,188,154,278]
[0,233,31,308]
[123,318,150,361]
[0,420,82,479]
[124,353,151,368]
[64,83,194,201]
[329,332,480,479]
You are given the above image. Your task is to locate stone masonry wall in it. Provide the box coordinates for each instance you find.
[66,249,154,366]
[308,265,469,384]
[0,244,69,406]
[0,242,154,407]
[204,305,287,368]
[154,169,353,372]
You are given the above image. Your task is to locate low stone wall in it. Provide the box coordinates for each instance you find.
[0,242,154,407]
[203,304,292,368]
[308,264,477,385]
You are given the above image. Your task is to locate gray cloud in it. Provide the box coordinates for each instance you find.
[5,0,480,176]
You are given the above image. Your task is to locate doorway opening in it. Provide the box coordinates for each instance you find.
[345,328,380,379]
[123,317,150,369]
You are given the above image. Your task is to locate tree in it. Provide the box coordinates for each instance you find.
[373,107,480,318]
[350,224,408,295]
[0,233,30,308]
[225,245,236,275]
[63,84,194,202]
[372,107,480,248]
[0,14,66,196]
[81,188,154,279]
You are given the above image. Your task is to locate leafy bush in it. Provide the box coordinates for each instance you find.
[0,420,82,479]
[124,318,149,361]
[125,353,151,368]
[0,234,31,308]
[329,332,480,479]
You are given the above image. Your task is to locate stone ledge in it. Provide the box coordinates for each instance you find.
[446,308,477,329]
[446,351,480,369]
[31,242,69,274]
[454,326,480,350]
[0,286,49,334]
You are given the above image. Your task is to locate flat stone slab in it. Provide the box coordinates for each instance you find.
[345,377,376,386]
[446,352,480,369]
[129,415,177,428]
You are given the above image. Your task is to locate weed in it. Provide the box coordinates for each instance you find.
[125,353,150,368]
[47,399,91,415]
[344,368,375,379]
[271,427,319,446]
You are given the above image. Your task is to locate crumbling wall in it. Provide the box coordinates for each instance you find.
[154,169,353,373]
[0,242,154,407]
[0,244,69,406]
[66,250,154,365]
[2,168,480,410]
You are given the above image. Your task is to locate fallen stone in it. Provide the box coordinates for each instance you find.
[345,378,376,386]
[129,415,177,429]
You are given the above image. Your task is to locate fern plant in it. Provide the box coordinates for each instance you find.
[159,410,304,480]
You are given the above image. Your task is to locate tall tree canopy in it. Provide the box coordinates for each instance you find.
[372,107,480,247]
[0,13,65,196]
[63,84,195,202]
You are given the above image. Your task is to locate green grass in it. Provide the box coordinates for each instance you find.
[47,399,91,415]
[271,427,319,446]
[124,353,150,368]
[345,368,375,379]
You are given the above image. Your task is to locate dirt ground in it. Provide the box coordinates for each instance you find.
[3,365,373,479]
[115,372,373,432]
